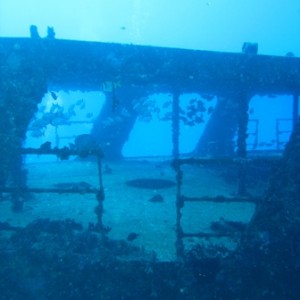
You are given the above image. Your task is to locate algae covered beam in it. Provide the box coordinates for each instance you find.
[1,37,300,95]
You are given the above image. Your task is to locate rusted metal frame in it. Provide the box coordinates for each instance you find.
[247,119,259,150]
[182,232,235,238]
[94,155,106,232]
[182,195,259,203]
[0,187,98,194]
[172,157,280,166]
[172,90,185,259]
[3,146,106,233]
[293,94,299,129]
[21,147,103,157]
[236,94,249,196]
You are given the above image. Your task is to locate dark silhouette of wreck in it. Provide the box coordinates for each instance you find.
[1,37,300,299]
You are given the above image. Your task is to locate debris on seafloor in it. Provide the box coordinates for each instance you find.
[148,194,164,203]
[210,217,247,234]
[52,181,94,192]
[127,232,140,242]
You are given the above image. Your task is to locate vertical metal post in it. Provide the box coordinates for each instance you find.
[95,152,105,233]
[275,119,280,151]
[55,126,59,148]
[172,90,180,160]
[237,94,249,196]
[172,90,184,259]
[293,94,299,130]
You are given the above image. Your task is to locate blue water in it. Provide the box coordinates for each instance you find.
[1,1,300,299]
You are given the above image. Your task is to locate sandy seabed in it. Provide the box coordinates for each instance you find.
[0,158,259,261]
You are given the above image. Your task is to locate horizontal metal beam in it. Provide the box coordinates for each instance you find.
[1,38,300,95]
[182,232,234,238]
[181,195,259,203]
[21,147,103,157]
[0,187,99,194]
[173,156,281,166]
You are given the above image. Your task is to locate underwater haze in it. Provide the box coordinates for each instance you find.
[1,0,300,54]
[1,1,300,299]
[1,0,300,156]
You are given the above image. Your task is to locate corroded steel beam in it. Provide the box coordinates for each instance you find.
[1,37,300,95]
